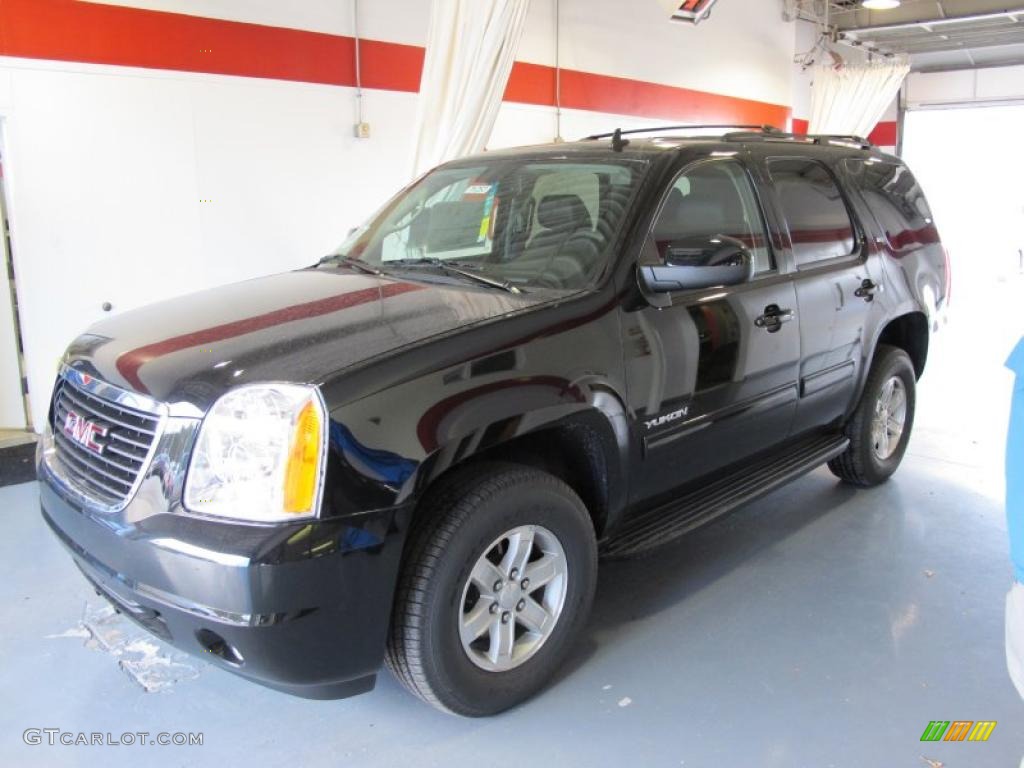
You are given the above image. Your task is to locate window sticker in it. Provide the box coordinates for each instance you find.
[462,181,494,200]
[478,186,498,244]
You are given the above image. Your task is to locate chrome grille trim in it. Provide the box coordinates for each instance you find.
[53,428,140,475]
[108,432,151,450]
[57,386,159,435]
[45,366,168,512]
[52,431,135,483]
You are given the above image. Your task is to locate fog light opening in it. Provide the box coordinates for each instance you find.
[195,629,244,666]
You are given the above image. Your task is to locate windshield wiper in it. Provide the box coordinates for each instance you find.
[388,258,521,294]
[329,255,385,276]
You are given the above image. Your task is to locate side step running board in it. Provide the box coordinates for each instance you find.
[600,433,849,558]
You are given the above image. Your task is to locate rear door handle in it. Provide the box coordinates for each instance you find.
[854,278,883,302]
[755,304,795,333]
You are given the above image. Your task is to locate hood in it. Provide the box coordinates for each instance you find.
[66,267,550,411]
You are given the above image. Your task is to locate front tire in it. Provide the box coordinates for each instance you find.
[385,463,597,716]
[828,344,916,486]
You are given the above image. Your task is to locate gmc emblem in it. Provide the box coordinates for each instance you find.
[63,410,108,455]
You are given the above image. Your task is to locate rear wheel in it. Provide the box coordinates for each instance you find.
[829,344,916,486]
[385,463,597,716]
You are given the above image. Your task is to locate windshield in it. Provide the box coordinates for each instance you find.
[326,156,649,290]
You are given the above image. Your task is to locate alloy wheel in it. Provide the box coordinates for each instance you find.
[458,525,569,672]
[871,375,908,460]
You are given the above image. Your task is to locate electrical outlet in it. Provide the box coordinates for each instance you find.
[354,122,371,139]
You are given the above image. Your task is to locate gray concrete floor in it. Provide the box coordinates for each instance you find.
[2,275,1023,768]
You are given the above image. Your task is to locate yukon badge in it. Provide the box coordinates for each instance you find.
[62,410,109,455]
[644,406,690,431]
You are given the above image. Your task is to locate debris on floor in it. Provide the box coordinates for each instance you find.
[45,600,200,692]
[617,696,632,707]
[920,757,943,768]
[44,626,92,640]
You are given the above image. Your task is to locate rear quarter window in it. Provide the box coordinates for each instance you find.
[840,159,939,254]
[767,158,857,267]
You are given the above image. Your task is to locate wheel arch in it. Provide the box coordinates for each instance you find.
[402,405,629,539]
[874,311,929,379]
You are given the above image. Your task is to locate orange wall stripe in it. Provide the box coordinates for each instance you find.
[505,60,789,125]
[0,0,361,85]
[1,0,789,125]
[867,121,898,146]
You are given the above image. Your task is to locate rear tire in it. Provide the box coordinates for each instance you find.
[385,463,597,716]
[828,344,916,487]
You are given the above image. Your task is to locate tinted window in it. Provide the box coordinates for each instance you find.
[768,159,856,266]
[841,159,938,254]
[650,160,773,274]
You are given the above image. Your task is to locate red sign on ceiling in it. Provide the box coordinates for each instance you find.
[672,0,719,24]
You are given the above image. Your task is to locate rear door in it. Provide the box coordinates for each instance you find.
[622,154,801,504]
[759,155,888,435]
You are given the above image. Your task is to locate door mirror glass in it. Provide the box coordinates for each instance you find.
[664,234,751,269]
[640,236,754,292]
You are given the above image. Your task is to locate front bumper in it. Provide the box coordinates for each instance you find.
[39,461,410,699]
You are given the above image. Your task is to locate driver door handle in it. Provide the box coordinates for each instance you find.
[755,304,795,333]
[854,278,883,302]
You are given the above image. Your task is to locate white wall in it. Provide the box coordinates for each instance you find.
[0,134,25,429]
[542,0,794,108]
[0,0,799,431]
[790,19,817,126]
[93,0,796,107]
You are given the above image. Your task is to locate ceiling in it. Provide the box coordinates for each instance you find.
[825,0,1024,71]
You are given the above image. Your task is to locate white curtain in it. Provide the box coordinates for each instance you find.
[808,59,910,138]
[410,0,532,177]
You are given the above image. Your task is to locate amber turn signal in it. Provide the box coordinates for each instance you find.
[283,399,323,515]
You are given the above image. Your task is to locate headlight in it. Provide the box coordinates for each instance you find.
[184,384,327,522]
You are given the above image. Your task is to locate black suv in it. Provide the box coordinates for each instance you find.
[38,126,948,716]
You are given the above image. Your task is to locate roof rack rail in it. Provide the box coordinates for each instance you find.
[584,124,783,140]
[583,125,877,151]
[721,130,876,150]
[811,134,875,149]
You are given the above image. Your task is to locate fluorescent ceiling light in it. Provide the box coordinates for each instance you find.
[862,0,901,9]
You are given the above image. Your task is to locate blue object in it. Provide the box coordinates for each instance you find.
[330,421,416,488]
[1008,337,1024,583]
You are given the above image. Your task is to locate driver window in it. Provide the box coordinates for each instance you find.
[650,160,774,274]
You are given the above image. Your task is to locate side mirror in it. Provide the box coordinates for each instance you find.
[639,235,754,293]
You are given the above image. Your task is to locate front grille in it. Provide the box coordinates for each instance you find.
[49,376,161,508]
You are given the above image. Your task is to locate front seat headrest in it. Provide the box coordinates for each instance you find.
[536,194,593,233]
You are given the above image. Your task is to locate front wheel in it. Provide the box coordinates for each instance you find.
[828,344,916,486]
[385,463,597,716]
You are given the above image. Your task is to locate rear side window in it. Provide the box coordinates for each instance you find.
[840,159,939,254]
[768,159,857,267]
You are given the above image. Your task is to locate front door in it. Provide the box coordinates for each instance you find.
[622,156,800,505]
